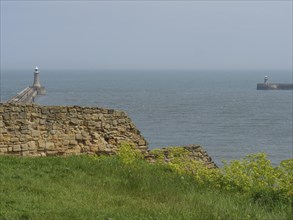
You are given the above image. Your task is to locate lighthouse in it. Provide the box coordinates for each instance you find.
[264,75,269,84]
[33,66,41,88]
[32,66,46,95]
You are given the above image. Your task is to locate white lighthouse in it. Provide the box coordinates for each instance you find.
[33,66,41,88]
[32,66,46,95]
[264,75,269,84]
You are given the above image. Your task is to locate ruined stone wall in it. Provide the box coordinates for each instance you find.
[147,145,217,169]
[0,103,148,156]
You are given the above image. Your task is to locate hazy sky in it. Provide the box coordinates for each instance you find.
[1,1,292,70]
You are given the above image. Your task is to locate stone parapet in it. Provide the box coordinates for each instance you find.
[0,103,148,156]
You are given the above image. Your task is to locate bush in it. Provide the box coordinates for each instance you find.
[220,153,293,204]
[121,145,292,203]
[116,142,143,165]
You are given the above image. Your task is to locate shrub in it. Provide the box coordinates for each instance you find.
[149,147,221,187]
[111,144,293,205]
[276,159,293,198]
[220,153,293,204]
[116,142,143,165]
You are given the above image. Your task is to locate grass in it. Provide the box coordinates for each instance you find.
[0,155,291,220]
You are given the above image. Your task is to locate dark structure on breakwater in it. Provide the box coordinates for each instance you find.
[7,67,46,103]
[257,76,293,90]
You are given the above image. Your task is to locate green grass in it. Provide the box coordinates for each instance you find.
[0,156,291,220]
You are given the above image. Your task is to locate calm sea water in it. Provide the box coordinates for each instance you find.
[1,70,292,165]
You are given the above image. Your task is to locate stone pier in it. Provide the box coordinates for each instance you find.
[7,67,46,104]
[257,76,293,90]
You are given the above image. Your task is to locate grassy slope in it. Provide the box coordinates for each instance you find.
[0,156,291,220]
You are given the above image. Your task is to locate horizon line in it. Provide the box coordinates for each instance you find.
[1,68,292,72]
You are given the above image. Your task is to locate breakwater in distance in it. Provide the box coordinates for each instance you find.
[257,83,293,90]
[257,75,292,90]
[7,86,46,104]
[0,103,216,168]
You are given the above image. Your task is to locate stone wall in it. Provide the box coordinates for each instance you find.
[0,103,217,168]
[146,145,217,169]
[0,103,148,156]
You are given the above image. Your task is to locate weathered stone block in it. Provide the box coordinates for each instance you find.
[91,114,99,120]
[41,108,49,114]
[84,114,91,120]
[39,119,46,125]
[76,133,83,140]
[83,109,93,114]
[21,151,30,156]
[7,127,16,132]
[20,125,29,130]
[12,107,20,112]
[31,113,40,118]
[108,109,115,114]
[70,118,79,125]
[95,122,102,128]
[97,113,104,120]
[69,140,78,145]
[47,114,56,120]
[21,144,29,151]
[87,121,97,127]
[46,151,58,156]
[28,141,36,150]
[66,134,76,140]
[62,140,70,146]
[50,108,61,114]
[138,145,148,151]
[32,130,40,137]
[55,113,66,120]
[138,139,146,146]
[80,131,88,137]
[104,124,111,129]
[39,152,46,157]
[0,148,8,153]
[69,108,77,114]
[10,137,19,142]
[21,129,31,135]
[49,130,56,135]
[12,145,21,152]
[38,140,46,148]
[112,120,118,126]
[52,123,61,130]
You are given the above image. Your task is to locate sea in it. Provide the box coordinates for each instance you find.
[1,69,292,166]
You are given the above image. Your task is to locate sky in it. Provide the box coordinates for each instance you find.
[0,1,292,71]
